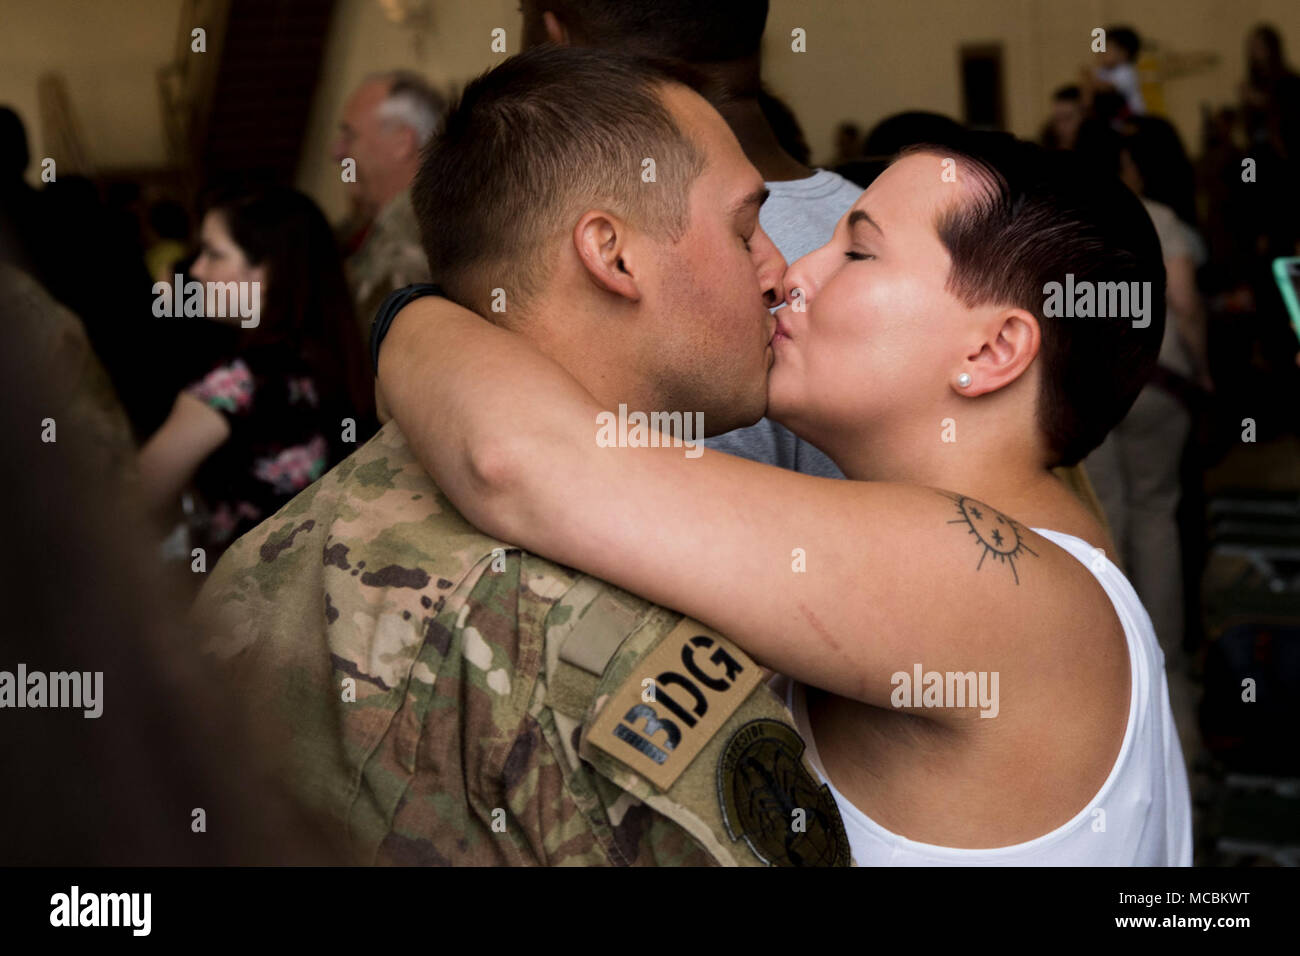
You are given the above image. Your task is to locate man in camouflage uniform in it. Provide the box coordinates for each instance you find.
[331,71,445,345]
[344,186,428,347]
[195,47,852,866]
[197,424,848,865]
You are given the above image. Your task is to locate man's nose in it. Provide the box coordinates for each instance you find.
[751,226,786,309]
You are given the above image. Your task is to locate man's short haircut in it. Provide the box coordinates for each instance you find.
[370,70,447,147]
[411,46,707,314]
[1105,26,1141,60]
[536,0,769,63]
[901,133,1165,467]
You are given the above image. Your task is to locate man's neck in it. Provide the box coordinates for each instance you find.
[515,299,660,416]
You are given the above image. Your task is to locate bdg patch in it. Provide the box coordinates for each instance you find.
[718,719,851,867]
[586,620,763,791]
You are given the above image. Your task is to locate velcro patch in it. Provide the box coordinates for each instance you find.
[718,719,852,866]
[585,618,763,791]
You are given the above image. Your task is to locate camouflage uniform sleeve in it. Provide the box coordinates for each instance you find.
[562,597,853,866]
[374,548,602,864]
[192,476,349,840]
[194,422,851,866]
[194,424,614,864]
[371,546,564,868]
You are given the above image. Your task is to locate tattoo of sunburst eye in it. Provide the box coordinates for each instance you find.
[939,492,1038,584]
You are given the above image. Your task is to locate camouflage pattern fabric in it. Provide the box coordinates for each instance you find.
[193,421,852,866]
[345,190,430,348]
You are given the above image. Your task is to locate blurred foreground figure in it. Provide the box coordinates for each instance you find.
[1,264,136,478]
[0,266,341,865]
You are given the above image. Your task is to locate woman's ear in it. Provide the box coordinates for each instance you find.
[957,307,1040,396]
[572,210,641,303]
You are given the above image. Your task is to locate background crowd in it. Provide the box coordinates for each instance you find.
[2,0,1298,866]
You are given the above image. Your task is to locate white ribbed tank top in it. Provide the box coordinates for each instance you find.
[784,527,1193,866]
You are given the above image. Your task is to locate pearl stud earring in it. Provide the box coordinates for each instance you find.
[957,373,972,388]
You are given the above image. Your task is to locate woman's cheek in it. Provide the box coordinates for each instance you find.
[821,284,880,355]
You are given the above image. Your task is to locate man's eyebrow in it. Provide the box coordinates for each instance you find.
[733,186,770,215]
[848,209,883,235]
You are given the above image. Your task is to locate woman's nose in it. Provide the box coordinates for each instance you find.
[783,256,814,311]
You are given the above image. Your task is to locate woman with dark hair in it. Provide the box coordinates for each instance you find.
[139,186,375,559]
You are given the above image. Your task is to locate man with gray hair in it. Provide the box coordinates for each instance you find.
[331,71,446,342]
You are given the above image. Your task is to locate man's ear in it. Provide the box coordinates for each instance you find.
[573,210,641,303]
[959,307,1040,396]
[542,11,570,45]
[394,122,420,162]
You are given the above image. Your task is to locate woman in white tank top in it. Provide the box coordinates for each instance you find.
[375,131,1194,864]
[782,526,1191,865]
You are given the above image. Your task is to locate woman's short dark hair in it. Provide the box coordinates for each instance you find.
[901,132,1166,467]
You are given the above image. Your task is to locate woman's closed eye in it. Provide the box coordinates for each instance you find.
[845,250,875,261]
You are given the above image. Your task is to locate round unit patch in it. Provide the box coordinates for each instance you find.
[717,718,851,866]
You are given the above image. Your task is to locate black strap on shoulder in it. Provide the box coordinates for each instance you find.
[370,282,444,376]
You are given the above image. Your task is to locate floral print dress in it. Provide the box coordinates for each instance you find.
[184,346,339,558]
